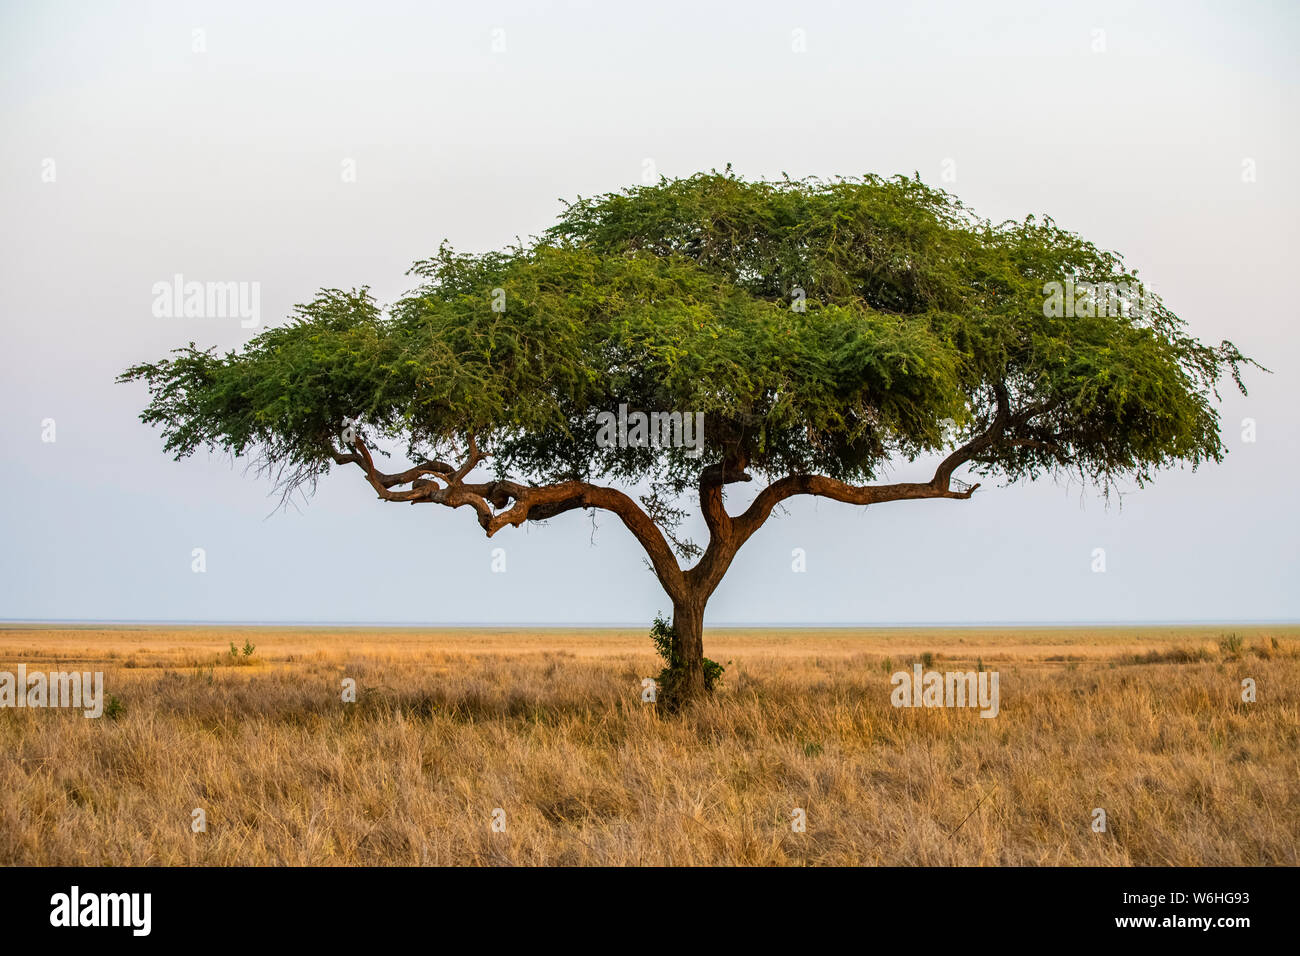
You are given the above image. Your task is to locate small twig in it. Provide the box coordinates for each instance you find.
[947,785,997,840]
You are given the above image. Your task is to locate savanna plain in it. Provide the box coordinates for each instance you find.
[1,624,1295,866]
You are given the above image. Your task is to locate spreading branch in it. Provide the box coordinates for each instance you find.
[333,433,687,598]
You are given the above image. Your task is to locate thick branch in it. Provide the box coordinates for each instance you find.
[476,480,686,596]
[710,383,1057,595]
[737,473,978,541]
[333,436,686,600]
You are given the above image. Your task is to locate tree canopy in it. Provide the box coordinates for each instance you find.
[120,169,1258,703]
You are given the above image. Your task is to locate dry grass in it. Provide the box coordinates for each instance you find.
[0,625,1296,865]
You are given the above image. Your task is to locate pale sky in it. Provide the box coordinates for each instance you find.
[1,0,1296,625]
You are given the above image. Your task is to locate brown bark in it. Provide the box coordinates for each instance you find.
[670,596,707,704]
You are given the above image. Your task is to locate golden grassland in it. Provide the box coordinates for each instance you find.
[0,624,1296,866]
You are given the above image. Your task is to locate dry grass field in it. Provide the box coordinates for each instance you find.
[1,624,1296,866]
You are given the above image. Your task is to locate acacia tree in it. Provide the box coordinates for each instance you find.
[120,171,1256,706]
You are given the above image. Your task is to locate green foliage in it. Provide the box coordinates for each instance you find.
[650,612,724,706]
[120,169,1259,504]
[649,612,675,666]
[228,642,239,659]
[104,695,126,720]
[242,639,256,658]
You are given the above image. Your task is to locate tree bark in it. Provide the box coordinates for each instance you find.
[671,596,707,704]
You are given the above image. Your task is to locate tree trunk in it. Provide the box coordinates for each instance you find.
[671,597,707,704]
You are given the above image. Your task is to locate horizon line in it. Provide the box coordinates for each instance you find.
[1,618,1296,630]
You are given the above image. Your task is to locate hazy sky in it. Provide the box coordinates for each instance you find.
[1,0,1296,625]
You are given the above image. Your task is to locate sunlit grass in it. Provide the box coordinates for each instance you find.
[0,625,1295,865]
